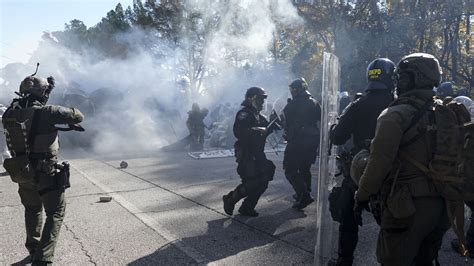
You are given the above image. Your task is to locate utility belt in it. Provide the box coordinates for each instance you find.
[328,177,382,225]
[37,161,70,195]
[3,155,70,194]
[286,125,319,141]
[237,156,275,181]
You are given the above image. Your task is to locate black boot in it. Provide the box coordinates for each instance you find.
[292,193,314,210]
[223,185,247,216]
[238,207,259,217]
[223,194,236,215]
[336,256,353,266]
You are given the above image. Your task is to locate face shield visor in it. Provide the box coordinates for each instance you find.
[251,95,267,112]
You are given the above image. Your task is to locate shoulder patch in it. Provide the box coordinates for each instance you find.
[238,111,249,120]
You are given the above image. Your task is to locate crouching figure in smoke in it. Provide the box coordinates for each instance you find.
[222,87,279,217]
[2,63,84,265]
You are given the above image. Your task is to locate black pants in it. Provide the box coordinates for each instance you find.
[337,178,359,265]
[283,146,314,196]
[284,162,312,196]
[227,178,269,211]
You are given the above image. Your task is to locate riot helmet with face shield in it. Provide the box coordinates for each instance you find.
[289,78,309,97]
[244,87,267,112]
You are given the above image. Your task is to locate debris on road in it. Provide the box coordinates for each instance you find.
[99,196,113,202]
[119,161,128,169]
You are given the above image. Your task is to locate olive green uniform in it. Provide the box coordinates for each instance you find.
[355,90,449,265]
[3,102,84,263]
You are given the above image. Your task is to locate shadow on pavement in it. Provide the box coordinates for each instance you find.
[128,208,309,265]
[11,255,31,266]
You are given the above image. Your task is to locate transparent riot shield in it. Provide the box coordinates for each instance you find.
[315,52,340,265]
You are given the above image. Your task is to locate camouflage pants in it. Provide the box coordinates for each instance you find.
[377,196,449,265]
[18,170,66,263]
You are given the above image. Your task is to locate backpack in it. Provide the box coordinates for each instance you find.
[2,106,40,183]
[397,96,474,258]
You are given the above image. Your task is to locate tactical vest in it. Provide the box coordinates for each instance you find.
[284,96,320,141]
[2,106,59,156]
[394,96,474,258]
[394,97,474,201]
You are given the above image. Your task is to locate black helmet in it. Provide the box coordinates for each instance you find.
[245,86,267,99]
[395,53,442,94]
[366,58,395,91]
[289,78,308,91]
[436,81,454,98]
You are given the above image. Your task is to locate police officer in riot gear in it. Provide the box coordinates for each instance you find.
[2,65,84,265]
[329,58,395,265]
[222,87,276,217]
[282,78,321,210]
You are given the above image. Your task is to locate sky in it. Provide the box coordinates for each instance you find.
[0,0,133,68]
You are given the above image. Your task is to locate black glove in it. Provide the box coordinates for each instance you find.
[353,200,369,226]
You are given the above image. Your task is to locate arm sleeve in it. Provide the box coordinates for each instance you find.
[330,104,355,145]
[355,109,404,201]
[314,101,322,126]
[282,105,291,130]
[45,105,84,125]
[233,111,253,142]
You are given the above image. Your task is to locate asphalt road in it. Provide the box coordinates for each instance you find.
[0,150,470,265]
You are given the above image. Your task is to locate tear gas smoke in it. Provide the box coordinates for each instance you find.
[0,0,302,155]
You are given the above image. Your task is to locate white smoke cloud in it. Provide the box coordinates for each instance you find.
[0,0,303,155]
[189,0,303,67]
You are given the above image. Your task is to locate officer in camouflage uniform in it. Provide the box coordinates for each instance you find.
[2,72,84,265]
[282,78,321,210]
[329,58,395,266]
[355,53,449,265]
[222,87,276,217]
